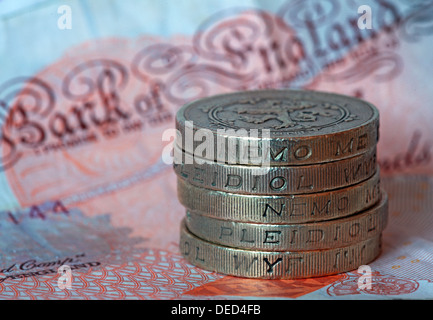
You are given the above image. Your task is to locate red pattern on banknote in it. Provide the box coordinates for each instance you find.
[0,249,223,300]
[1,43,174,206]
[327,271,419,296]
[184,274,344,298]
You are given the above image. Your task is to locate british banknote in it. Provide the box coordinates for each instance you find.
[0,0,432,300]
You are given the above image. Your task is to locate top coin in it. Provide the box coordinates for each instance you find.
[175,89,379,165]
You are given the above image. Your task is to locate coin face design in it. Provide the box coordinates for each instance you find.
[175,89,379,165]
[179,89,377,137]
[203,98,348,131]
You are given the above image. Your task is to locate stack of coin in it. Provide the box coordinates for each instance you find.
[173,89,388,279]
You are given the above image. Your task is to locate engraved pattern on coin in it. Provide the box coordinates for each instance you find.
[177,169,381,223]
[184,191,388,251]
[205,99,351,131]
[181,90,375,135]
[180,220,382,279]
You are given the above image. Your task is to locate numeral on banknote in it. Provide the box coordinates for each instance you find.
[5,201,69,225]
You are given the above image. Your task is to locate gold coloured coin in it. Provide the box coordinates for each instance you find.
[174,146,377,195]
[180,220,382,279]
[175,89,379,166]
[185,191,388,251]
[177,168,381,223]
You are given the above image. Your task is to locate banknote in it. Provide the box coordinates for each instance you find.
[0,0,432,300]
